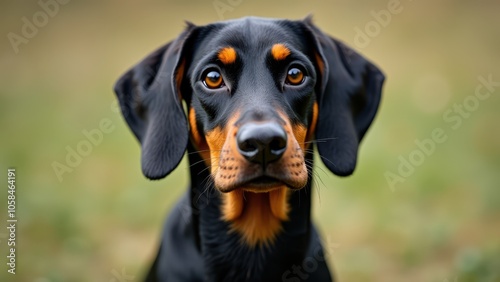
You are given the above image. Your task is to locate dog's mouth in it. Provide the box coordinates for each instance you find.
[217,173,304,194]
[220,174,289,219]
[247,175,281,186]
[229,175,284,192]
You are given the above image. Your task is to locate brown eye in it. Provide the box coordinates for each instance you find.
[286,67,304,85]
[203,70,224,89]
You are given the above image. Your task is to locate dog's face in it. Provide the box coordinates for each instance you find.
[115,17,384,245]
[187,20,319,192]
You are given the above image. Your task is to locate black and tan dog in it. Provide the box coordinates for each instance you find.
[114,16,384,282]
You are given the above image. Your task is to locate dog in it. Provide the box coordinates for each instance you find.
[114,16,384,282]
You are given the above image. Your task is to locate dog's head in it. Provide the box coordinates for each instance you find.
[115,17,384,245]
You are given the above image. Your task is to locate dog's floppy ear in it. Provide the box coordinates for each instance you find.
[114,25,196,180]
[305,20,385,176]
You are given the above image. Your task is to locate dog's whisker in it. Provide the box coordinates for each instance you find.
[299,137,338,145]
[307,172,325,205]
[187,149,223,156]
[197,165,213,175]
[199,169,217,189]
[304,159,329,177]
[187,157,219,169]
[316,152,337,168]
[303,149,315,155]
[197,175,218,205]
[304,160,327,204]
[198,181,214,204]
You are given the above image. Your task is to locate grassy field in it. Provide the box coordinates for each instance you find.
[1,1,499,281]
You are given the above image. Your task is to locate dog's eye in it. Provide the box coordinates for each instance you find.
[203,70,224,89]
[286,67,304,85]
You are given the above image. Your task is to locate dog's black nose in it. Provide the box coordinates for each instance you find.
[237,122,287,166]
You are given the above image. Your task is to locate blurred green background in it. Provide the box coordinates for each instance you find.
[1,0,499,281]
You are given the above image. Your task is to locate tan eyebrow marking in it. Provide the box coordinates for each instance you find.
[218,47,237,64]
[271,43,291,61]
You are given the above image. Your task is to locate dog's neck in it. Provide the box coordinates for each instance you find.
[186,142,315,281]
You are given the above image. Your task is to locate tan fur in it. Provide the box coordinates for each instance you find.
[222,189,245,221]
[315,52,325,78]
[269,186,289,220]
[305,102,319,147]
[189,108,210,163]
[218,47,237,64]
[223,187,289,247]
[175,60,185,101]
[271,43,291,61]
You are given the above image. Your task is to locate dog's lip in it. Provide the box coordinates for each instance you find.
[218,175,287,193]
[241,176,284,193]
